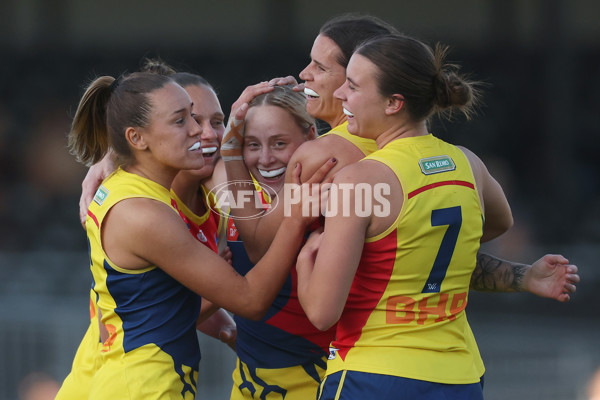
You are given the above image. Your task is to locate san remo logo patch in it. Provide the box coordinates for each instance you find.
[418,155,456,175]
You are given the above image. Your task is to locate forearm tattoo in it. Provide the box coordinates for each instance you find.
[470,253,528,292]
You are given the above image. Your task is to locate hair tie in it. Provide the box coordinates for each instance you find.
[109,75,122,92]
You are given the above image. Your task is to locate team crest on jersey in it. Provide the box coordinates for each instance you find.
[418,155,456,175]
[93,185,109,205]
[328,347,339,360]
[196,229,208,243]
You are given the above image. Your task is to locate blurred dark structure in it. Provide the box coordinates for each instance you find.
[0,0,599,252]
[0,1,598,399]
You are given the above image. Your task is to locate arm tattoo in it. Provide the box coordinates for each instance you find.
[470,253,528,292]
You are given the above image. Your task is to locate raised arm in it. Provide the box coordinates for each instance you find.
[221,103,337,262]
[220,102,279,259]
[470,252,579,302]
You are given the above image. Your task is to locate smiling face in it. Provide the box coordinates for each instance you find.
[181,84,225,180]
[138,82,204,171]
[334,53,389,140]
[298,34,347,127]
[243,104,312,196]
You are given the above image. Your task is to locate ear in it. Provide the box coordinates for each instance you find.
[306,125,317,140]
[385,94,404,116]
[125,127,148,150]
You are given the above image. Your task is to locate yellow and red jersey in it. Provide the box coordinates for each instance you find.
[328,134,485,384]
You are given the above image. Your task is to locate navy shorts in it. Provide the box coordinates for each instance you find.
[318,370,484,400]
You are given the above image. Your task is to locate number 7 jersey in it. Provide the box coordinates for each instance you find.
[327,134,485,384]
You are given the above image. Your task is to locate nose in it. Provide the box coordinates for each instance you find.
[200,121,218,141]
[333,82,347,101]
[258,147,275,166]
[299,63,312,81]
[190,118,203,137]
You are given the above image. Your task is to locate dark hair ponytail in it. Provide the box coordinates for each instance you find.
[432,43,479,120]
[356,35,480,122]
[69,72,173,167]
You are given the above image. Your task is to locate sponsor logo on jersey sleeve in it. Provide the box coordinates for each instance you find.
[93,185,109,205]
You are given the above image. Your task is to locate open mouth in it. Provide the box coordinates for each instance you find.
[202,146,218,157]
[304,87,320,99]
[343,108,354,118]
[259,167,286,179]
[188,142,201,151]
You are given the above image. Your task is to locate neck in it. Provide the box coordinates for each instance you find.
[375,121,429,149]
[327,113,348,129]
[171,175,206,215]
[125,163,178,191]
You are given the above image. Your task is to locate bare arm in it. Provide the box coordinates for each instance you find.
[459,146,513,242]
[470,252,579,302]
[296,164,372,331]
[221,105,337,262]
[201,157,226,192]
[104,194,309,320]
[229,78,297,116]
[220,102,277,259]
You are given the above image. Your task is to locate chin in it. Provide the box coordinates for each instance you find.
[189,165,213,180]
[306,102,322,119]
[346,120,358,134]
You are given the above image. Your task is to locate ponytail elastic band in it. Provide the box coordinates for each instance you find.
[109,75,123,92]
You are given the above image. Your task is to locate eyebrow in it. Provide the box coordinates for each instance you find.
[347,77,358,87]
[172,102,193,116]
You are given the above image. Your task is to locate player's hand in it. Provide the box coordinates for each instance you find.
[218,323,237,351]
[292,82,305,93]
[268,75,299,87]
[230,78,300,116]
[229,82,272,117]
[523,254,579,302]
[285,159,337,227]
[219,245,233,265]
[297,227,324,273]
[79,152,116,228]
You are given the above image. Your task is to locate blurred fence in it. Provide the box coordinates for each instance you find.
[0,247,597,400]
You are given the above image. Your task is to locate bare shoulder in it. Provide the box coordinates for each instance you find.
[101,197,190,268]
[457,145,484,166]
[456,145,488,181]
[289,135,367,182]
[107,197,182,236]
[333,159,388,184]
[290,137,332,161]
